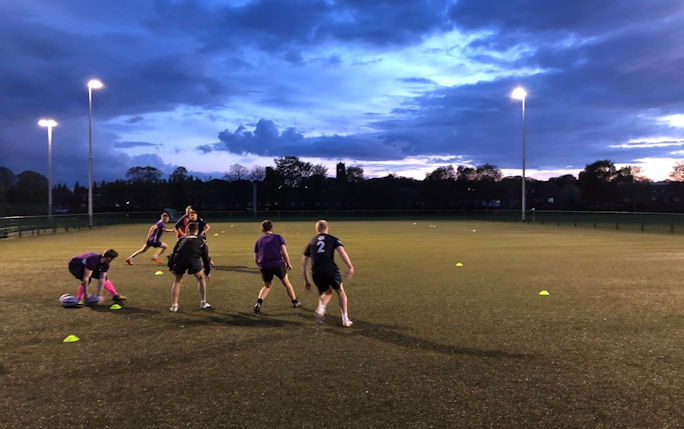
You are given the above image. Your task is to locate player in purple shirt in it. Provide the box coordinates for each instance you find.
[302,220,355,327]
[252,220,299,314]
[125,213,174,265]
[67,249,125,304]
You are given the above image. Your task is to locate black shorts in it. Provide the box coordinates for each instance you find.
[68,261,102,283]
[171,258,202,275]
[260,264,287,283]
[146,240,163,248]
[312,269,342,294]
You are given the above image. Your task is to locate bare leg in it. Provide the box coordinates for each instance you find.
[195,272,207,302]
[128,244,150,260]
[335,285,349,314]
[280,274,297,301]
[258,283,272,301]
[171,274,183,306]
[153,243,168,259]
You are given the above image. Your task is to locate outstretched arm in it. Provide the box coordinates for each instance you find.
[336,247,354,278]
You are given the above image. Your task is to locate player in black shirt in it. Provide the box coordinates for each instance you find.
[168,222,212,312]
[302,220,355,327]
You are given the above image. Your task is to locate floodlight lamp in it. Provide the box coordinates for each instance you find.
[88,79,104,89]
[38,119,58,128]
[511,87,527,100]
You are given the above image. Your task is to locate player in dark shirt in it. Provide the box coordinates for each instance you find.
[252,220,299,314]
[302,220,355,327]
[167,222,212,312]
[189,210,214,266]
[174,205,193,238]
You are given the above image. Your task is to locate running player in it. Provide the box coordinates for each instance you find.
[253,220,299,314]
[67,249,125,304]
[302,220,355,327]
[125,212,174,264]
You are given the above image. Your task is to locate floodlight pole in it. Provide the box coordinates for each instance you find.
[521,95,526,222]
[87,79,103,227]
[38,119,57,219]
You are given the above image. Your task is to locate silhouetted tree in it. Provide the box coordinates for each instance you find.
[425,165,456,181]
[169,166,189,183]
[669,161,684,181]
[346,166,364,183]
[126,166,162,183]
[225,163,249,181]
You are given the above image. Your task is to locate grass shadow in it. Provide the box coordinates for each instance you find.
[211,265,259,274]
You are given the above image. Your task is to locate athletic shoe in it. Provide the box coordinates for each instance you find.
[152,257,163,263]
[169,304,178,312]
[201,302,213,310]
[112,294,127,303]
[342,319,354,327]
[316,311,325,325]
[125,258,133,265]
[292,300,300,308]
[253,303,261,314]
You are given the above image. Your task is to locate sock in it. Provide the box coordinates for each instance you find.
[201,300,207,305]
[317,304,326,315]
[292,298,298,304]
[103,280,118,297]
[76,284,86,299]
[342,312,349,321]
[257,298,263,304]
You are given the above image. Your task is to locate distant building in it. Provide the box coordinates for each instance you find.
[336,162,347,182]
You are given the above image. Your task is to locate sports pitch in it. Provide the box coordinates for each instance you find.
[0,220,682,428]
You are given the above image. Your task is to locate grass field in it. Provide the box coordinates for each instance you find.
[0,220,682,428]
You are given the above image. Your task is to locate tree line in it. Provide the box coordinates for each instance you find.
[2,157,684,216]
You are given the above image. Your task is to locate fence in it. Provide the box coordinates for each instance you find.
[2,209,684,239]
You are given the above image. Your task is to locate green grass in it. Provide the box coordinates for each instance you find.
[0,220,682,428]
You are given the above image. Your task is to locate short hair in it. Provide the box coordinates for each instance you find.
[103,249,118,259]
[189,210,198,216]
[185,205,193,214]
[261,220,273,232]
[187,222,199,233]
[316,220,328,233]
[161,212,170,218]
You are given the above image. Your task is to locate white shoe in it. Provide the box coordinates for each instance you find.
[342,319,353,327]
[169,304,178,313]
[201,302,213,310]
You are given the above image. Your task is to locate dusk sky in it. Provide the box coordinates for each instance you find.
[2,0,684,185]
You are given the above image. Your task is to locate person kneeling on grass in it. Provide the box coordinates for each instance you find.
[253,219,299,314]
[67,249,125,305]
[125,212,174,265]
[168,222,212,312]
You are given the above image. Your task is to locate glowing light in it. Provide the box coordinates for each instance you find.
[511,87,527,100]
[38,119,58,128]
[87,79,104,89]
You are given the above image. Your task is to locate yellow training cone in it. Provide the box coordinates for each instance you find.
[456,262,464,267]
[110,304,122,310]
[63,335,80,343]
[155,270,164,275]
[539,290,550,296]
[214,233,219,236]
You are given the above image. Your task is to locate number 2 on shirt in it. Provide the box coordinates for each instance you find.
[316,241,325,253]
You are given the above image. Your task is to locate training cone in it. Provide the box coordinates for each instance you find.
[456,262,464,267]
[214,233,219,236]
[539,290,550,296]
[63,335,80,343]
[155,270,164,275]
[110,304,122,310]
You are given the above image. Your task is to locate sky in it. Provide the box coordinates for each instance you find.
[2,0,684,185]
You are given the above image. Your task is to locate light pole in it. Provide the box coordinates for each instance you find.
[87,79,104,227]
[511,87,527,222]
[38,119,58,218]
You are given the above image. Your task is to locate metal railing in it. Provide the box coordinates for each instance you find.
[2,209,684,239]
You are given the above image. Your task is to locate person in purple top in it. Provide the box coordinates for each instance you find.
[125,213,174,265]
[252,220,299,314]
[67,249,125,304]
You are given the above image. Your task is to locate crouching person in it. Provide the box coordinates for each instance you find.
[167,222,212,312]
